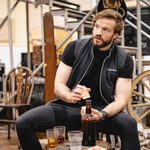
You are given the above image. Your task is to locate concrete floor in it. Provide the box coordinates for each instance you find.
[0,126,19,150]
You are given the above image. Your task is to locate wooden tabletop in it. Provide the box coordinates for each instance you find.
[40,139,111,150]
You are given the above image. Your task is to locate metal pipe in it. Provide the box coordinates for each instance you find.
[137,0,143,117]
[40,4,45,76]
[121,28,125,46]
[125,19,150,39]
[7,0,14,69]
[141,0,150,6]
[56,4,97,50]
[26,3,31,69]
[137,0,142,74]
[127,11,150,31]
[33,62,44,76]
[0,1,19,29]
[49,0,53,12]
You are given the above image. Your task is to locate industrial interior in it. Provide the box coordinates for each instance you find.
[0,0,150,149]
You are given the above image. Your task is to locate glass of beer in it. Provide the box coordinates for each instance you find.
[46,128,57,148]
[54,126,66,143]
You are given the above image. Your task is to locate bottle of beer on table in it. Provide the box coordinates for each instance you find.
[81,99,96,146]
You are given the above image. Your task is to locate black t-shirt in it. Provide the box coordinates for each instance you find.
[61,40,133,105]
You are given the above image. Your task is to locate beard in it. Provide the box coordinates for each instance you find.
[92,34,114,49]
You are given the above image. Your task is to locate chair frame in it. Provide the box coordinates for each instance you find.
[0,65,35,139]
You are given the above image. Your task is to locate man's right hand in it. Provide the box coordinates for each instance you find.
[71,85,91,104]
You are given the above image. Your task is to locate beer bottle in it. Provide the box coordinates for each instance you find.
[81,100,96,146]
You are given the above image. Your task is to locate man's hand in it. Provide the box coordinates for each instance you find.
[71,85,91,104]
[81,107,103,121]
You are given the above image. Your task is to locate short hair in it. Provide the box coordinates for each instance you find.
[93,9,124,35]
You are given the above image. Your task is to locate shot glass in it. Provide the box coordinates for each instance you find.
[68,130,83,150]
[46,128,57,148]
[54,126,66,143]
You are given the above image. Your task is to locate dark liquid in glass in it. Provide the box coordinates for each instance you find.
[57,136,65,143]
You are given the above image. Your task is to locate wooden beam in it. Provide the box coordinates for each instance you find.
[44,12,57,103]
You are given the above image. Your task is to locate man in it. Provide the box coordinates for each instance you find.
[16,9,140,150]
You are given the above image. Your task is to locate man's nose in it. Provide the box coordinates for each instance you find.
[96,28,103,34]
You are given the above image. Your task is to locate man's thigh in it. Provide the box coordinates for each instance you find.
[17,103,81,131]
[96,111,134,135]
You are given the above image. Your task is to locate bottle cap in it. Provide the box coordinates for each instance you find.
[86,99,91,105]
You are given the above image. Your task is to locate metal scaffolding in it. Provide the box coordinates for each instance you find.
[1,0,150,74]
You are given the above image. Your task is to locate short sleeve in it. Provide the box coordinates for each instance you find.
[61,41,75,66]
[118,55,134,78]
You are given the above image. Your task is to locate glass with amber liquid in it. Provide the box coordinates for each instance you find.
[81,100,96,146]
[46,129,57,148]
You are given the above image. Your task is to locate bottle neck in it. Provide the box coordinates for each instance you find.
[86,106,91,114]
[86,100,92,114]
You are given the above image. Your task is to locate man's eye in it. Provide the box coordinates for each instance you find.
[95,25,99,28]
[103,28,108,31]
[103,28,111,32]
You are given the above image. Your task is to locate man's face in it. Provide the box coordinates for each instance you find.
[92,18,118,50]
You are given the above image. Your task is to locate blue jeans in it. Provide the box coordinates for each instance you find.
[16,103,140,150]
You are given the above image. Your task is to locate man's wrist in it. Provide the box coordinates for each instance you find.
[100,110,108,120]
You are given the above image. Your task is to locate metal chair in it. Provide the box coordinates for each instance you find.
[0,65,35,139]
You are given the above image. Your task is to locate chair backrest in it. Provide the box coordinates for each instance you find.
[3,65,35,105]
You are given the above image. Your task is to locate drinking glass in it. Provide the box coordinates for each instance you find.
[46,128,57,148]
[54,126,66,143]
[68,130,83,150]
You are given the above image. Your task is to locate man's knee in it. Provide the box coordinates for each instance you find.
[119,115,138,136]
[16,116,25,130]
[16,113,30,130]
[124,117,137,130]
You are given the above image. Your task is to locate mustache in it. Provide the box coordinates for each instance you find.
[93,35,103,40]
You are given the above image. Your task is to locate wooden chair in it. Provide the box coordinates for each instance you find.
[0,65,35,139]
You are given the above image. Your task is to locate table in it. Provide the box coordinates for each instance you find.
[40,139,111,150]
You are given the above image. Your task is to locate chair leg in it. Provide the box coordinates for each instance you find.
[105,134,119,150]
[109,135,116,149]
[8,123,11,139]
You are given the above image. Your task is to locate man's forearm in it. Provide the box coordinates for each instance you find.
[54,84,90,104]
[102,99,127,117]
[54,83,72,103]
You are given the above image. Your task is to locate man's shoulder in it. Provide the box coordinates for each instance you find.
[113,44,133,68]
[113,44,129,58]
[116,45,133,61]
[114,44,127,54]
[74,38,92,58]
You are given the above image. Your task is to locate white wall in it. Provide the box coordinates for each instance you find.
[0,1,48,72]
[0,0,28,72]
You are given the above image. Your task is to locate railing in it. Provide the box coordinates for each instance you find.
[142,0,150,6]
[33,3,98,76]
[19,0,80,10]
[126,11,150,40]
[56,5,97,50]
[125,19,150,39]
[0,1,19,29]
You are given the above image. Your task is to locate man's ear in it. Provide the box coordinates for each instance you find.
[113,33,119,40]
